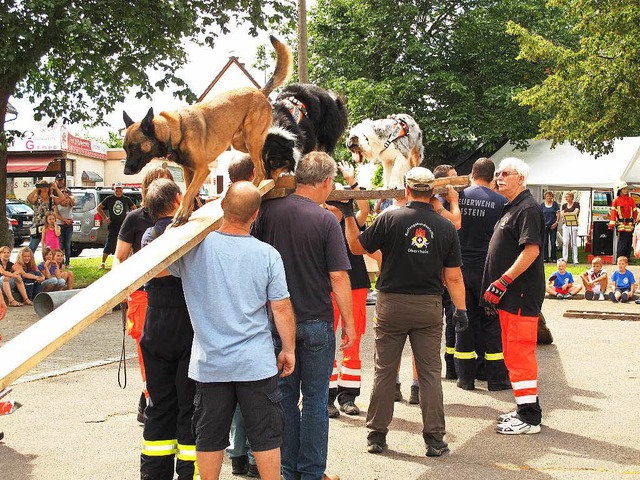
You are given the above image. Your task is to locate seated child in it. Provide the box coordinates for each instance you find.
[546,258,583,299]
[580,256,608,300]
[608,256,636,303]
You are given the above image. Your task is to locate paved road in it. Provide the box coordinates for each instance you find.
[1,292,639,479]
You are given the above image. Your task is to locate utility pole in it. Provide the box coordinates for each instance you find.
[297,0,308,82]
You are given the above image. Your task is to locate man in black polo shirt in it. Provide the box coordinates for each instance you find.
[97,183,136,269]
[455,158,509,391]
[482,157,545,435]
[343,167,468,458]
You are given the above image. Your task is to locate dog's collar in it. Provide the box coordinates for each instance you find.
[277,96,308,124]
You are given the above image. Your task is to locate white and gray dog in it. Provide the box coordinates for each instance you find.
[346,114,424,189]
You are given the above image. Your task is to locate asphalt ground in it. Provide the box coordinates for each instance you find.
[0,284,639,479]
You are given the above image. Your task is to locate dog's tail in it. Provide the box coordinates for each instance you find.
[262,36,293,97]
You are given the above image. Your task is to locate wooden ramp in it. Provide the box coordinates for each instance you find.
[0,180,275,392]
[563,310,640,321]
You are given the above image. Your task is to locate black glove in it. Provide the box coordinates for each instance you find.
[326,199,355,218]
[453,309,469,333]
[484,304,499,319]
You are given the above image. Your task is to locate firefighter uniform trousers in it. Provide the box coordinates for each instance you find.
[329,289,368,402]
[498,309,542,425]
[454,265,508,384]
[127,289,149,403]
[442,291,457,377]
[140,276,197,480]
[609,195,638,260]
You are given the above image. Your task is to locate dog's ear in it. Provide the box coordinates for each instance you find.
[140,108,155,137]
[123,111,134,128]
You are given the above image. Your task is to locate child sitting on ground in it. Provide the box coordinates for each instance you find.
[546,258,583,299]
[580,256,608,300]
[608,256,636,303]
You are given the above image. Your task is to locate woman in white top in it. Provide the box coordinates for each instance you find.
[561,192,580,264]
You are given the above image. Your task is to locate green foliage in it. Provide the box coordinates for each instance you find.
[371,165,384,188]
[308,0,573,166]
[0,0,294,248]
[508,0,640,155]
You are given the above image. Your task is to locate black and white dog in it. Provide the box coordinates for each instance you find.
[262,84,348,178]
[346,114,424,189]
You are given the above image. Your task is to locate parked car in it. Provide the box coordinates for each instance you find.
[69,187,143,257]
[5,199,34,247]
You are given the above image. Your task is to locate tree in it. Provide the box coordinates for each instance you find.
[0,0,294,247]
[507,0,640,155]
[308,0,573,166]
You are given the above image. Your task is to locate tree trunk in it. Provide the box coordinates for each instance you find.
[297,0,308,83]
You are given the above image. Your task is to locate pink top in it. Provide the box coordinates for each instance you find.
[43,227,60,250]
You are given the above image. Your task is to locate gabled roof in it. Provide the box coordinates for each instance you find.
[198,56,261,103]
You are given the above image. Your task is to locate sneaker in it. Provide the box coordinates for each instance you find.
[328,402,341,419]
[99,263,105,270]
[231,455,249,475]
[394,382,403,402]
[366,289,377,306]
[409,385,420,404]
[635,298,640,304]
[367,433,387,454]
[562,293,572,299]
[247,463,260,478]
[585,291,594,300]
[424,434,450,457]
[497,411,544,425]
[339,400,360,416]
[496,417,541,435]
[608,292,617,302]
[621,292,629,303]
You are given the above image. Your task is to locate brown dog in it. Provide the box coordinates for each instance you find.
[122,35,293,226]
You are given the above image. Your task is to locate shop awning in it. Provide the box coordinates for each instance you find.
[82,170,103,182]
[6,156,61,174]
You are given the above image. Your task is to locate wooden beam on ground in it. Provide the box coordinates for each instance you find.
[263,175,471,201]
[563,310,640,321]
[0,180,275,392]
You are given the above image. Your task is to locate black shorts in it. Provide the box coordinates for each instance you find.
[192,374,284,452]
[103,223,121,254]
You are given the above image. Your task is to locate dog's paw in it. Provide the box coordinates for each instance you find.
[172,211,190,227]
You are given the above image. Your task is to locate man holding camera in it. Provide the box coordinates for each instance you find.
[342,167,468,458]
[27,179,63,254]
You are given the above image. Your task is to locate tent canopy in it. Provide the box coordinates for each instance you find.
[491,138,640,189]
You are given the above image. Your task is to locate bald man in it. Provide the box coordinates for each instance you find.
[167,181,296,480]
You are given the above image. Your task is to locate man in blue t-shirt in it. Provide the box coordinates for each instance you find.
[608,255,637,302]
[168,181,296,480]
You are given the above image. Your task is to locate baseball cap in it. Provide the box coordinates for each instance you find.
[55,173,65,180]
[405,167,435,191]
[114,182,123,189]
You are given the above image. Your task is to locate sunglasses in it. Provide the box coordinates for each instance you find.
[494,171,520,178]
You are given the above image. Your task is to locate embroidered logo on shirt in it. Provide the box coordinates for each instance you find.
[411,227,428,249]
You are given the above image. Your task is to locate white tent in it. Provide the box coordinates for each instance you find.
[491,137,640,243]
[491,137,640,190]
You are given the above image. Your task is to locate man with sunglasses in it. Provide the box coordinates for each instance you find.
[482,157,545,435]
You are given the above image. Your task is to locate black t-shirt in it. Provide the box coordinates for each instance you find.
[252,194,351,323]
[340,220,370,290]
[359,201,461,295]
[100,194,135,225]
[1,260,14,275]
[458,185,506,267]
[118,208,155,254]
[481,189,545,316]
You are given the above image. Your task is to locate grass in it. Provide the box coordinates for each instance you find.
[68,256,113,288]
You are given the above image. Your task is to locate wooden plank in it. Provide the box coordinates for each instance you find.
[264,175,471,201]
[0,180,275,392]
[563,310,640,321]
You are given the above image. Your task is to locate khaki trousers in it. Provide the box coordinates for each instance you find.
[365,292,445,440]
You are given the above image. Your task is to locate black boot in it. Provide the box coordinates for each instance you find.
[444,354,457,379]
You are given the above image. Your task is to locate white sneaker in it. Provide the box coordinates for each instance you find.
[496,417,541,435]
[497,410,543,425]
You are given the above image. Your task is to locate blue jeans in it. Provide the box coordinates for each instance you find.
[59,224,73,265]
[226,405,255,465]
[28,234,41,255]
[543,226,558,261]
[273,320,335,480]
